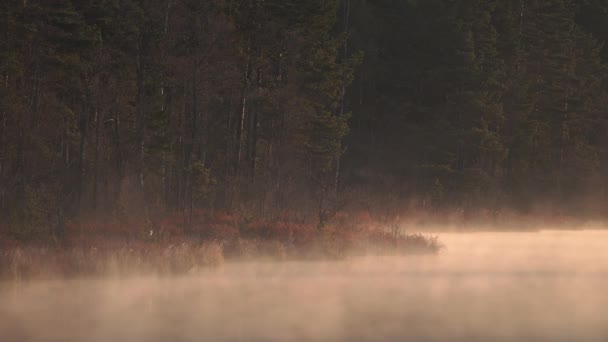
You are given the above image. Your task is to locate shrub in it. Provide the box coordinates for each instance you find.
[0,211,442,281]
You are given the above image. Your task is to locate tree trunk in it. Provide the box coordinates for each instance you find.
[186,58,200,224]
[519,0,525,36]
[247,107,258,182]
[236,46,252,182]
[176,77,188,210]
[92,107,100,211]
[247,49,262,183]
[111,115,124,214]
[163,85,173,208]
[77,87,90,213]
[0,96,5,175]
[334,0,351,196]
[136,50,146,192]
[0,105,5,213]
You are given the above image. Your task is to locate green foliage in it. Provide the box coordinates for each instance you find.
[344,0,608,212]
[2,0,608,231]
[191,161,216,203]
[305,110,350,171]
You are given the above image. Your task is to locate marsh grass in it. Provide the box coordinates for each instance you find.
[0,211,441,281]
[0,241,225,281]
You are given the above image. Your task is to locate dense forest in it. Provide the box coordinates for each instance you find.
[2,0,608,236]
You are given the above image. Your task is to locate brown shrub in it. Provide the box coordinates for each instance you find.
[0,211,442,281]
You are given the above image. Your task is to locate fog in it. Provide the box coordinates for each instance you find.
[2,230,608,341]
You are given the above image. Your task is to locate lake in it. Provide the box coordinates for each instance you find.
[2,230,608,341]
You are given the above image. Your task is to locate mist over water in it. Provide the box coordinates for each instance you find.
[2,230,608,341]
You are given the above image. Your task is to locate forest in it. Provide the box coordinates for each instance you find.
[4,2,608,339]
[1,0,608,244]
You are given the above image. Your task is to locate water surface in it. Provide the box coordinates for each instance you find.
[2,230,608,341]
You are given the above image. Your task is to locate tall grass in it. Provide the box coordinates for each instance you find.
[0,210,441,280]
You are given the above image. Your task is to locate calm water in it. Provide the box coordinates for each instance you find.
[2,230,608,341]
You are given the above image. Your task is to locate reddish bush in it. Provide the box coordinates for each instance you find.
[0,210,442,281]
[214,211,237,225]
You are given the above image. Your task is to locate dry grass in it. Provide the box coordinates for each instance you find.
[0,240,225,281]
[0,210,442,281]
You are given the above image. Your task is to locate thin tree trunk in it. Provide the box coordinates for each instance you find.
[0,112,4,171]
[187,59,199,225]
[111,115,124,211]
[176,77,188,210]
[160,0,172,209]
[247,108,258,182]
[334,0,350,196]
[1,0,8,185]
[0,105,5,212]
[77,86,90,213]
[136,50,146,191]
[247,49,262,183]
[15,129,25,215]
[519,0,525,36]
[236,46,252,181]
[338,0,350,118]
[29,64,40,129]
[163,86,173,208]
[92,107,100,211]
[226,92,233,172]
[221,92,234,208]
[0,72,5,191]
[558,101,569,211]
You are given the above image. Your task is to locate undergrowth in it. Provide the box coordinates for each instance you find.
[0,210,442,281]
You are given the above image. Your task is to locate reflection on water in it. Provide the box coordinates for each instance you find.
[2,230,608,341]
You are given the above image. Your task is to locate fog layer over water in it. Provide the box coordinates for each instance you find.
[2,230,608,341]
